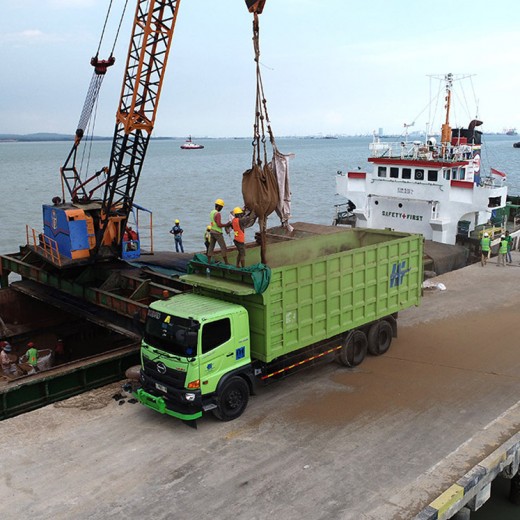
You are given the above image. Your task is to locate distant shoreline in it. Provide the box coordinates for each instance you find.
[0,132,514,143]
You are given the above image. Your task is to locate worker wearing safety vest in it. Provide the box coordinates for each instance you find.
[26,342,38,369]
[204,225,211,254]
[497,235,508,267]
[207,199,230,265]
[231,207,247,268]
[480,232,491,267]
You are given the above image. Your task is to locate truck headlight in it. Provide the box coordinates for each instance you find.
[185,393,196,402]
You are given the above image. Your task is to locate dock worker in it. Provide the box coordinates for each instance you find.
[1,341,13,376]
[480,232,491,266]
[170,219,184,253]
[497,234,508,267]
[231,207,247,268]
[204,225,211,254]
[207,199,230,264]
[26,342,39,371]
[505,230,513,264]
[124,226,138,251]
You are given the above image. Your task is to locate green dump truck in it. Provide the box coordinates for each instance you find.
[133,223,423,422]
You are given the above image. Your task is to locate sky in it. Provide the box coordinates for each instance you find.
[1,0,519,138]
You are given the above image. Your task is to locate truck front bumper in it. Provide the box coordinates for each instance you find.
[134,388,202,421]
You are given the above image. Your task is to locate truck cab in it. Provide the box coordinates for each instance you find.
[135,293,252,421]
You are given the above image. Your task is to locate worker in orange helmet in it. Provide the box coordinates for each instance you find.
[231,207,247,268]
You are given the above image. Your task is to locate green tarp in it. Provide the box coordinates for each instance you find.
[187,254,271,294]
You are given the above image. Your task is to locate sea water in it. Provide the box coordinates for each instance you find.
[1,136,519,517]
[1,135,519,256]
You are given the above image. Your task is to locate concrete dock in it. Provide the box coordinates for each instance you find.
[1,253,520,520]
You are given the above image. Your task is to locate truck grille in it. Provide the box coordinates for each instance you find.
[143,359,186,389]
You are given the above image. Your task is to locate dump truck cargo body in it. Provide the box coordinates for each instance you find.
[134,224,423,421]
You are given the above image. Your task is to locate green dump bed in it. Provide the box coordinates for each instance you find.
[182,223,423,363]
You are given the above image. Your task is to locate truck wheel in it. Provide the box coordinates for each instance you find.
[338,330,367,367]
[213,377,249,421]
[367,320,393,356]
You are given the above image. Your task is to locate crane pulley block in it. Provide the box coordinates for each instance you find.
[245,0,265,14]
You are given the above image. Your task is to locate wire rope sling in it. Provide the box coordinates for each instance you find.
[242,3,294,264]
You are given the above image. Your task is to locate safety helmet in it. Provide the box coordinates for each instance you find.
[207,225,211,230]
[483,232,489,237]
[233,207,244,215]
[4,344,11,352]
[501,235,505,239]
[175,219,180,224]
[215,198,225,207]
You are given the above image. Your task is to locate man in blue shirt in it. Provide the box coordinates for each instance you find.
[170,219,184,253]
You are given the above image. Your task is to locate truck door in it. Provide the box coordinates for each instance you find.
[199,317,241,394]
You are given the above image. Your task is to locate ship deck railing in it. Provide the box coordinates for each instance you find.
[25,225,62,267]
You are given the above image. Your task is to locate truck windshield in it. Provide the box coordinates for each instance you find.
[144,309,199,357]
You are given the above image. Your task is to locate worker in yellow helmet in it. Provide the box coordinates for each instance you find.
[204,225,211,254]
[169,218,184,253]
[231,207,247,268]
[207,199,230,264]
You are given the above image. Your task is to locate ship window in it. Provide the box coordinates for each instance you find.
[378,166,387,178]
[459,168,466,180]
[451,168,458,180]
[427,170,438,182]
[444,169,450,180]
[402,168,412,179]
[414,169,424,180]
[201,318,231,354]
[488,196,501,208]
[390,167,399,178]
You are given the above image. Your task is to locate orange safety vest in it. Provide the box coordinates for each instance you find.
[232,217,244,243]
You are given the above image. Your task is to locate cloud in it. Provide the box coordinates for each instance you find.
[0,29,63,45]
[49,0,97,7]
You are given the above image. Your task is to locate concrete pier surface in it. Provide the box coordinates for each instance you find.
[2,253,520,520]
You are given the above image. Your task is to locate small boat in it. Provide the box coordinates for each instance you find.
[513,142,520,148]
[180,136,204,150]
[335,73,512,247]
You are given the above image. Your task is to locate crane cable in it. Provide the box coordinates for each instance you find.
[76,0,129,180]
[252,12,276,167]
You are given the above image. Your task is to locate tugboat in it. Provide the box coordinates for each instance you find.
[180,136,204,150]
[335,74,511,247]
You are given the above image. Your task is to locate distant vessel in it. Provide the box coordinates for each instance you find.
[335,73,513,247]
[180,136,204,149]
[505,128,517,136]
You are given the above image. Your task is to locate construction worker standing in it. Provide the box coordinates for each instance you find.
[170,219,184,253]
[204,225,211,254]
[480,232,491,266]
[26,342,39,371]
[207,199,230,264]
[231,207,247,268]
[505,230,513,264]
[497,235,508,267]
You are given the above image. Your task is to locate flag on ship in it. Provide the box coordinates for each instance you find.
[490,168,507,179]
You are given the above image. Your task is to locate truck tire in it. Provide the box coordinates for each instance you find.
[338,330,367,367]
[213,377,249,421]
[367,320,393,356]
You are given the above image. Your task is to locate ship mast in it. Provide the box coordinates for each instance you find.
[440,72,453,157]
